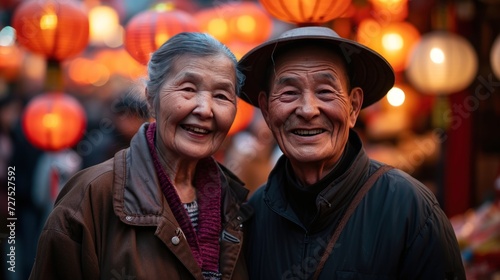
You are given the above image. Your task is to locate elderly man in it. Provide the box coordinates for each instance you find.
[238,26,465,280]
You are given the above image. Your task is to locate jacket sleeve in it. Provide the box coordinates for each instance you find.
[28,169,103,280]
[29,225,99,280]
[399,205,466,280]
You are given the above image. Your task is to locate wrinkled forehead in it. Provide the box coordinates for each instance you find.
[265,44,350,90]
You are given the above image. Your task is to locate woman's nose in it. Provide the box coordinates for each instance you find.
[192,92,214,118]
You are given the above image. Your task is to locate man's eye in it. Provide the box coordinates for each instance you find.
[281,90,298,96]
[318,89,333,94]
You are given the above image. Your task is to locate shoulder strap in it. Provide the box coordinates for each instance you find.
[312,165,394,280]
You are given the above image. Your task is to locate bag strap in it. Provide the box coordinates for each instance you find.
[312,165,394,280]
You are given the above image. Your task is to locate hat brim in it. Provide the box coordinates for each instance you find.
[238,32,395,109]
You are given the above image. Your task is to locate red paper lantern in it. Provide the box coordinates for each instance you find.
[227,97,255,137]
[12,0,89,61]
[124,8,199,65]
[259,0,351,25]
[22,93,87,151]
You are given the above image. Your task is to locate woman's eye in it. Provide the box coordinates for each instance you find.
[182,87,196,92]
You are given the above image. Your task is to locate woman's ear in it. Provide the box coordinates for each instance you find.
[349,87,363,128]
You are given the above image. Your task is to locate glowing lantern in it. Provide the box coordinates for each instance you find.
[368,0,408,22]
[124,4,199,65]
[12,0,89,61]
[88,5,123,48]
[406,31,478,94]
[22,93,87,151]
[357,19,420,72]
[258,0,351,25]
[195,7,231,44]
[226,2,273,44]
[491,34,500,80]
[228,97,255,137]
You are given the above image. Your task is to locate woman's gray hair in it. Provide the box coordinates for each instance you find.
[145,32,245,115]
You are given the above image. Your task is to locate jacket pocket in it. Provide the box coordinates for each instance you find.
[221,229,240,244]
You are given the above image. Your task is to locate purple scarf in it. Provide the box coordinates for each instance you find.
[145,122,221,275]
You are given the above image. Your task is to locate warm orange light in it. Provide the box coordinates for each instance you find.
[369,0,408,22]
[0,45,23,81]
[124,8,199,65]
[357,19,420,72]
[196,9,231,43]
[196,2,272,45]
[40,12,58,30]
[382,33,404,51]
[259,0,351,25]
[226,42,258,61]
[22,93,87,151]
[228,98,255,137]
[12,0,89,61]
[68,58,92,85]
[89,5,121,47]
[228,2,273,44]
[386,87,405,107]
[93,48,146,80]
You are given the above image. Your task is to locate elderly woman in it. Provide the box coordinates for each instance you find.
[29,32,251,280]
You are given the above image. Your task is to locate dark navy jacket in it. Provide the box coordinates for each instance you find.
[244,130,465,280]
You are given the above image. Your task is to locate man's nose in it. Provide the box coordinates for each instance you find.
[296,91,320,120]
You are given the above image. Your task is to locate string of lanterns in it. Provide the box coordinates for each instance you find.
[1,0,498,151]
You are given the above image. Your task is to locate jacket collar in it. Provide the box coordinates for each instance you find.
[263,129,370,231]
[113,123,251,227]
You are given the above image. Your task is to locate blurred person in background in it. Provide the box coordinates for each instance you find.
[239,26,465,279]
[29,32,251,280]
[223,113,279,197]
[108,91,151,155]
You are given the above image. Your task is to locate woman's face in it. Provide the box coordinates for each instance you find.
[151,54,237,160]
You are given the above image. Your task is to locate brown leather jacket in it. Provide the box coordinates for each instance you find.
[29,124,251,280]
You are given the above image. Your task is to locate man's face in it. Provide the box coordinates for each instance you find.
[258,46,363,171]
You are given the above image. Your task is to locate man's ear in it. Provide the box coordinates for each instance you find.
[349,87,363,128]
[257,91,270,124]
